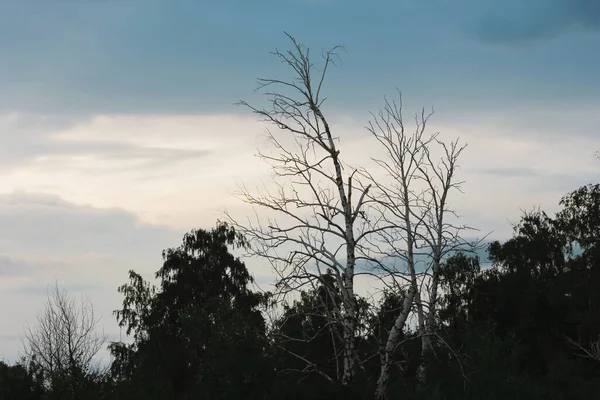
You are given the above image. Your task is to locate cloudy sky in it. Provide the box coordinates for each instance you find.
[1,0,599,362]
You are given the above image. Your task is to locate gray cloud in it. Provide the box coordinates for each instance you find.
[7,283,102,297]
[478,167,542,178]
[0,255,42,277]
[467,0,600,44]
[0,192,185,259]
[475,168,598,193]
[0,334,18,342]
[0,113,211,171]
[441,102,600,141]
[0,192,194,362]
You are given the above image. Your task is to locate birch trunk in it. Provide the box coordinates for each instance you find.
[376,164,420,398]
[231,36,370,386]
[319,105,359,384]
[366,94,471,396]
[339,180,358,385]
[375,286,416,400]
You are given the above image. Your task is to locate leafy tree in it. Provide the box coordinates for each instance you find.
[432,184,600,398]
[109,223,273,400]
[0,359,44,400]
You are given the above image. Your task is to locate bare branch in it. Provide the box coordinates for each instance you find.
[565,334,600,364]
[22,283,107,388]
[227,34,372,385]
[364,91,480,397]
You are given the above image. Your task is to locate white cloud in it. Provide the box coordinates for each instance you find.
[0,112,274,228]
[0,106,597,362]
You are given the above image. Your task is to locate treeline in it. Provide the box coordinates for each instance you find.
[2,184,600,399]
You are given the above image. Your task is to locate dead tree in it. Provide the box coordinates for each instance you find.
[566,334,600,364]
[226,34,373,385]
[363,93,477,398]
[22,283,107,389]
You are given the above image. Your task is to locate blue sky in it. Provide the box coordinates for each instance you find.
[0,0,599,363]
[2,0,599,115]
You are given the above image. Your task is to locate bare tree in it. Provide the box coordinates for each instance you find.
[566,334,600,364]
[227,34,480,397]
[362,93,479,398]
[22,283,107,389]
[226,34,374,385]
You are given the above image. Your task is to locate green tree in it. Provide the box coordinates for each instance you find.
[0,359,44,400]
[433,184,600,398]
[109,223,274,400]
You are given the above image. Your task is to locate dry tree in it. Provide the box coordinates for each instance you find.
[22,283,107,389]
[226,34,374,385]
[361,92,483,396]
[227,35,482,398]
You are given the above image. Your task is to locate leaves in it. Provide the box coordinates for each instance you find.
[109,222,273,400]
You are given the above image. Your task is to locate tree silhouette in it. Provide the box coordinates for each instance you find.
[22,283,107,398]
[109,223,273,400]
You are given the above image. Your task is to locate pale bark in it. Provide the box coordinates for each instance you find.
[566,335,600,364]
[416,137,473,384]
[365,92,475,397]
[228,34,373,385]
[375,285,415,400]
[228,37,478,394]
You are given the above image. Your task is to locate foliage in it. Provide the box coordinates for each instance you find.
[0,360,43,400]
[108,222,274,400]
[4,184,600,399]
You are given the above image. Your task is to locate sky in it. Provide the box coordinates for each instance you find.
[0,0,599,363]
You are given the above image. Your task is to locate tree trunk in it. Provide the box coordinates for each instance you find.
[341,239,357,385]
[418,251,442,385]
[375,286,416,399]
[323,106,359,385]
[415,290,432,386]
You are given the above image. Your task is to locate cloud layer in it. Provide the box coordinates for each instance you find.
[468,0,600,43]
[0,112,212,171]
[1,0,599,115]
